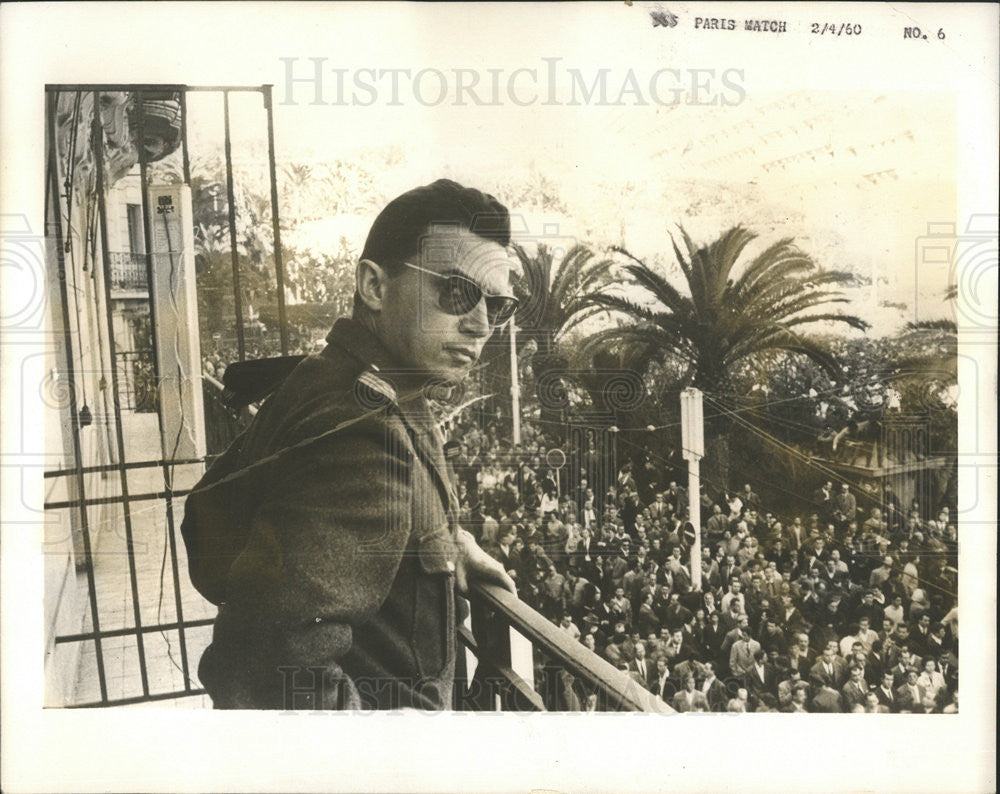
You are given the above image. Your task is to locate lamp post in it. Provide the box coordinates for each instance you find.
[681,387,704,591]
[509,322,521,446]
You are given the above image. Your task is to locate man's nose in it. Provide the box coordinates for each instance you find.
[459,298,492,338]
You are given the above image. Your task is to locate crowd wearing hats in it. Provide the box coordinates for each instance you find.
[454,413,959,713]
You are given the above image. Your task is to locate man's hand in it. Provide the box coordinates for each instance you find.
[455,529,516,596]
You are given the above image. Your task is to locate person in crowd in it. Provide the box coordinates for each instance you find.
[672,674,709,712]
[840,663,869,711]
[783,681,811,713]
[895,665,928,713]
[917,656,946,708]
[729,622,762,679]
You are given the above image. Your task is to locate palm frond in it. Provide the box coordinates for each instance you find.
[579,325,692,371]
[580,293,661,325]
[782,312,870,332]
[704,225,758,298]
[621,263,692,317]
[731,238,802,292]
[727,328,842,379]
[904,318,957,333]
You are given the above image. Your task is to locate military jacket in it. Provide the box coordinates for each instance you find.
[183,319,461,709]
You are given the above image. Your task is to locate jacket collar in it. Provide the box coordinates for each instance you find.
[323,317,400,374]
[323,318,443,416]
[324,318,457,514]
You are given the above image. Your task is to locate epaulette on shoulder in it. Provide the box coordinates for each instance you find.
[353,365,398,409]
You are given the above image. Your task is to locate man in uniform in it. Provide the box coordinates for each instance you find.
[182,180,517,710]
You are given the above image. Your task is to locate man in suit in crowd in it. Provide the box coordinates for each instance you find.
[702,611,727,666]
[910,612,934,657]
[648,492,670,523]
[741,482,761,513]
[778,593,809,637]
[664,481,685,516]
[895,666,928,712]
[700,660,729,712]
[729,625,762,679]
[784,516,807,551]
[813,480,834,521]
[886,646,915,687]
[787,632,817,677]
[863,692,890,713]
[628,641,652,689]
[840,663,869,711]
[809,641,849,690]
[705,503,729,543]
[833,482,857,526]
[573,527,599,579]
[744,648,776,708]
[721,613,750,661]
[663,627,695,665]
[650,657,673,701]
[783,681,811,712]
[873,669,898,712]
[491,527,518,575]
[662,591,693,631]
[672,674,710,712]
[720,579,746,616]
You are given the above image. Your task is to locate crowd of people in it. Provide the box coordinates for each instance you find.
[454,410,959,713]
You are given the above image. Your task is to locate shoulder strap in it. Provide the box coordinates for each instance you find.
[193,368,411,496]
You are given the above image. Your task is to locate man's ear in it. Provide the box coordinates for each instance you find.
[356,258,387,312]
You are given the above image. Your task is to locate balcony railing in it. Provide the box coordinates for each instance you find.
[109,251,149,291]
[459,581,672,712]
[201,373,670,712]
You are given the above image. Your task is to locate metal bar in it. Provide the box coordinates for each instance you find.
[223,91,246,362]
[55,617,215,644]
[88,188,121,468]
[161,461,192,688]
[45,488,194,511]
[45,457,207,479]
[93,91,150,698]
[47,84,266,93]
[263,85,289,356]
[66,688,208,709]
[509,324,521,444]
[136,86,193,689]
[133,89,167,427]
[48,90,108,703]
[178,89,191,185]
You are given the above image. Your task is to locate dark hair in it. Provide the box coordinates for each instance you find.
[353,179,510,316]
[361,178,510,271]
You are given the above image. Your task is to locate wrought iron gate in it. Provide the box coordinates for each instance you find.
[44,84,287,707]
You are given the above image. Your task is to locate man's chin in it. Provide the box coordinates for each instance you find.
[422,366,468,396]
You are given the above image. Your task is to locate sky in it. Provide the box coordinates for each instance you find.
[180,3,959,335]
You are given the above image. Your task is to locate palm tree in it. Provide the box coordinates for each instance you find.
[473,243,617,437]
[510,242,618,359]
[579,225,869,489]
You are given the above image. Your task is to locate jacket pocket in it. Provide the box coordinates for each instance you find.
[410,529,457,681]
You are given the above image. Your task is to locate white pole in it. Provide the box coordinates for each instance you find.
[681,388,705,592]
[687,456,702,591]
[510,323,521,446]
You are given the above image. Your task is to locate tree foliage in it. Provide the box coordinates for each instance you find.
[580,226,870,393]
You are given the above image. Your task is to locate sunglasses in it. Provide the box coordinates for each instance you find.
[401,261,518,327]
